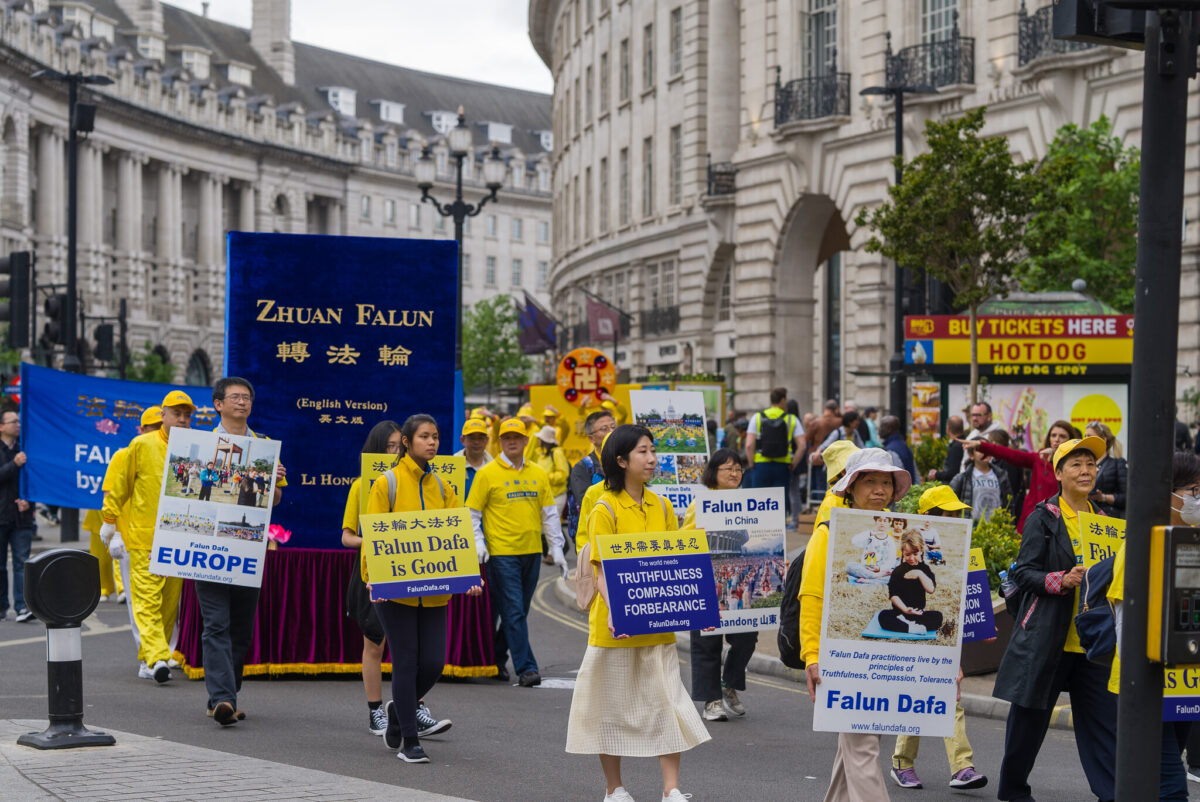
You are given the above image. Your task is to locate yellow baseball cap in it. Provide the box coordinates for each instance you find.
[517,404,534,418]
[160,390,195,411]
[140,406,162,427]
[822,440,859,482]
[461,418,488,437]
[499,418,528,437]
[1052,436,1107,472]
[918,484,971,515]
[543,404,560,417]
[470,407,487,420]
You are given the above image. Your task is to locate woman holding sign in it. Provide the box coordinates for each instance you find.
[567,424,710,802]
[681,448,759,723]
[363,414,482,764]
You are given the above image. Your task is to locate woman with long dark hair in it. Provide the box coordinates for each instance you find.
[566,425,709,802]
[363,414,482,763]
[967,419,1080,531]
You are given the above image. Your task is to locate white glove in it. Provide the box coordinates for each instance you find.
[99,522,117,546]
[475,535,489,564]
[550,546,568,579]
[107,532,126,561]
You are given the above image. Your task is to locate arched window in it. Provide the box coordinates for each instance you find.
[185,349,211,387]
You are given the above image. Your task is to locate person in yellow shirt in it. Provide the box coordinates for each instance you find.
[365,413,482,764]
[566,423,710,802]
[467,417,567,686]
[99,391,195,684]
[543,404,572,454]
[993,436,1114,802]
[342,420,401,737]
[1106,451,1200,801]
[533,425,570,556]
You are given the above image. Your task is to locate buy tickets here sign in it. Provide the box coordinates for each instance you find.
[904,315,1133,365]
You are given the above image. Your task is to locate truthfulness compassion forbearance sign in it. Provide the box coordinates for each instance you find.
[224,232,457,549]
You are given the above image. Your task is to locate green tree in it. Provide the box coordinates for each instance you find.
[126,340,175,384]
[462,295,532,403]
[855,107,1032,404]
[1017,116,1140,312]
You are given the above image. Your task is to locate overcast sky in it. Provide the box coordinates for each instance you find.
[169,0,553,94]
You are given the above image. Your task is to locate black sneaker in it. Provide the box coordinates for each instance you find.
[383,700,402,749]
[397,740,429,764]
[415,703,452,737]
[369,706,387,735]
[494,665,510,682]
[152,660,171,684]
[518,670,541,687]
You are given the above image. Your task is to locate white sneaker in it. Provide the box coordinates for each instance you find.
[662,791,692,802]
[137,662,154,679]
[167,657,180,669]
[702,700,727,721]
[1189,770,1200,783]
[604,788,635,802]
[722,686,745,716]
[116,592,126,604]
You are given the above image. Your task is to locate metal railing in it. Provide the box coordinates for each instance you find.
[1018,2,1096,67]
[641,304,681,336]
[774,72,851,125]
[886,25,975,89]
[706,157,737,196]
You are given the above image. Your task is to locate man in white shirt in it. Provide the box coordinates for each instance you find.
[961,402,1004,472]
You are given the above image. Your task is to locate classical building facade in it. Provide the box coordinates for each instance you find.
[0,0,552,383]
[530,0,1198,411]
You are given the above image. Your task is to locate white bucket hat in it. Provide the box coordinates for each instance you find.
[536,425,559,445]
[831,447,912,503]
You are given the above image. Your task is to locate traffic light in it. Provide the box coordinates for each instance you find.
[93,323,114,362]
[0,251,31,348]
[42,292,68,346]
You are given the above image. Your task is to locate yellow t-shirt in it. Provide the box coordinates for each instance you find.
[466,457,554,555]
[587,487,679,649]
[1060,498,1089,654]
[681,500,697,530]
[342,477,362,533]
[798,493,850,665]
[1107,544,1125,694]
[362,455,459,607]
[577,481,607,553]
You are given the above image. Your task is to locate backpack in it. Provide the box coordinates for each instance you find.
[384,468,446,510]
[777,547,807,669]
[758,411,790,459]
[1074,555,1117,665]
[576,494,669,612]
[565,456,603,541]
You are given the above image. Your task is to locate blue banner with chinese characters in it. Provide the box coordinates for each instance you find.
[19,362,212,508]
[225,232,456,549]
[597,531,720,636]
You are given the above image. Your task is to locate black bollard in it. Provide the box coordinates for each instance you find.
[17,549,115,749]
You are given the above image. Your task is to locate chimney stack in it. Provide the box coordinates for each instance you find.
[251,0,294,86]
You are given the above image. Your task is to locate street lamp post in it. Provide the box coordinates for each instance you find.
[415,108,508,371]
[860,71,935,426]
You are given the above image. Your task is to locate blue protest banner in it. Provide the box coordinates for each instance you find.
[597,531,720,636]
[224,232,456,549]
[19,362,212,509]
[963,548,997,643]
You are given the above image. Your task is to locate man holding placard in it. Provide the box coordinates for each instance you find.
[100,390,196,684]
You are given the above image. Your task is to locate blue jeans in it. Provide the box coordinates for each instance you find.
[0,524,32,613]
[750,461,792,514]
[194,580,261,708]
[487,554,540,675]
[1160,721,1191,801]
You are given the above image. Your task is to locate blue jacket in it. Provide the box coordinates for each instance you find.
[883,433,919,485]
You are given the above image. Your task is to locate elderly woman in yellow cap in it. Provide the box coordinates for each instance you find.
[993,435,1115,802]
[888,485,987,792]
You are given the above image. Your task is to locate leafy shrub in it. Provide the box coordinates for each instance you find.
[913,435,949,478]
[971,507,1021,594]
[895,480,943,514]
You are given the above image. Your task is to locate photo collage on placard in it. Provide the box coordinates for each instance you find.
[630,390,710,521]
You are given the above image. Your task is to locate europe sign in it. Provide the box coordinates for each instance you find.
[225,232,456,549]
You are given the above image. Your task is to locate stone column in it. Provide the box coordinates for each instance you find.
[239,182,255,231]
[76,140,98,245]
[197,173,214,266]
[35,126,59,238]
[706,0,739,163]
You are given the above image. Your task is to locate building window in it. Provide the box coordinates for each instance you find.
[181,50,210,80]
[670,7,683,76]
[642,24,655,90]
[574,78,582,134]
[227,63,252,85]
[137,34,164,61]
[806,0,838,76]
[383,198,396,224]
[91,17,114,43]
[645,259,677,308]
[825,253,842,400]
[600,52,610,113]
[922,0,957,42]
[436,149,448,176]
[325,86,357,118]
[485,256,497,287]
[564,87,571,138]
[512,217,523,240]
[586,66,594,123]
[537,260,549,290]
[512,258,523,287]
[375,100,405,124]
[619,39,631,102]
[435,214,446,232]
[539,168,551,191]
[585,166,593,239]
[717,266,732,321]
[599,157,610,232]
[360,194,371,219]
[642,136,654,217]
[486,214,497,237]
[573,178,581,244]
[463,253,472,283]
[669,125,682,205]
[618,148,630,225]
[601,0,610,13]
[408,203,420,228]
[538,220,550,243]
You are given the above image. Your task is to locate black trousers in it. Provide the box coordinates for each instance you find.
[689,630,758,703]
[194,580,261,709]
[374,602,447,738]
[998,651,1116,802]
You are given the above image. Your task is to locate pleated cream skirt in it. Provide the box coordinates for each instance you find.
[566,642,711,757]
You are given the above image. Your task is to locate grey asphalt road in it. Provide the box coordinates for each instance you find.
[0,563,1171,801]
